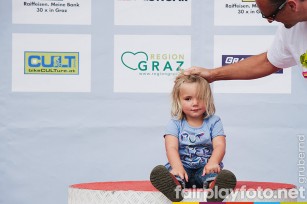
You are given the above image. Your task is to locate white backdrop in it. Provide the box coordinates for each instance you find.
[1,1,307,204]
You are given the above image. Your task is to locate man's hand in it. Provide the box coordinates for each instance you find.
[179,66,214,82]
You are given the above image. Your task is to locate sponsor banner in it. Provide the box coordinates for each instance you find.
[214,0,278,26]
[12,33,91,92]
[24,52,79,75]
[114,0,191,26]
[213,35,291,94]
[222,55,283,73]
[12,0,91,25]
[114,35,191,93]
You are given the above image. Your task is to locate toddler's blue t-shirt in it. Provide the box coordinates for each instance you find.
[164,115,225,169]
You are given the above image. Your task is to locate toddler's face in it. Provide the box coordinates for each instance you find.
[179,82,206,120]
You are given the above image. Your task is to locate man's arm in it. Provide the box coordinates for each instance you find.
[184,52,281,82]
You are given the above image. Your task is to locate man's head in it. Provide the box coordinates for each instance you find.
[256,0,307,28]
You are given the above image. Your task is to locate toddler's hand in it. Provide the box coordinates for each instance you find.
[170,168,189,182]
[203,163,221,176]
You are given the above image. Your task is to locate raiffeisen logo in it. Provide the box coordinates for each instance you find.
[121,51,184,77]
[222,55,282,73]
[24,51,79,75]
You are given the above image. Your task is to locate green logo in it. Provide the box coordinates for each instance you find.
[24,51,79,75]
[300,51,307,68]
[121,51,148,70]
[120,51,184,75]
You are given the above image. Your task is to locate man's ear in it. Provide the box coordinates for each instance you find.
[287,0,297,12]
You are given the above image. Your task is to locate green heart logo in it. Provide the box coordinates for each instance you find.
[121,51,148,70]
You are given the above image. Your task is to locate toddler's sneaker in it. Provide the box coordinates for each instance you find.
[150,165,183,202]
[207,169,237,202]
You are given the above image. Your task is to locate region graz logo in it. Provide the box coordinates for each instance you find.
[24,51,79,75]
[121,51,184,72]
[121,51,148,70]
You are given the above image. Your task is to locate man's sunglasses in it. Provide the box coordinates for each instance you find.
[261,0,287,22]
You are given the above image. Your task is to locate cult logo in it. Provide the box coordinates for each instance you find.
[24,51,79,75]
